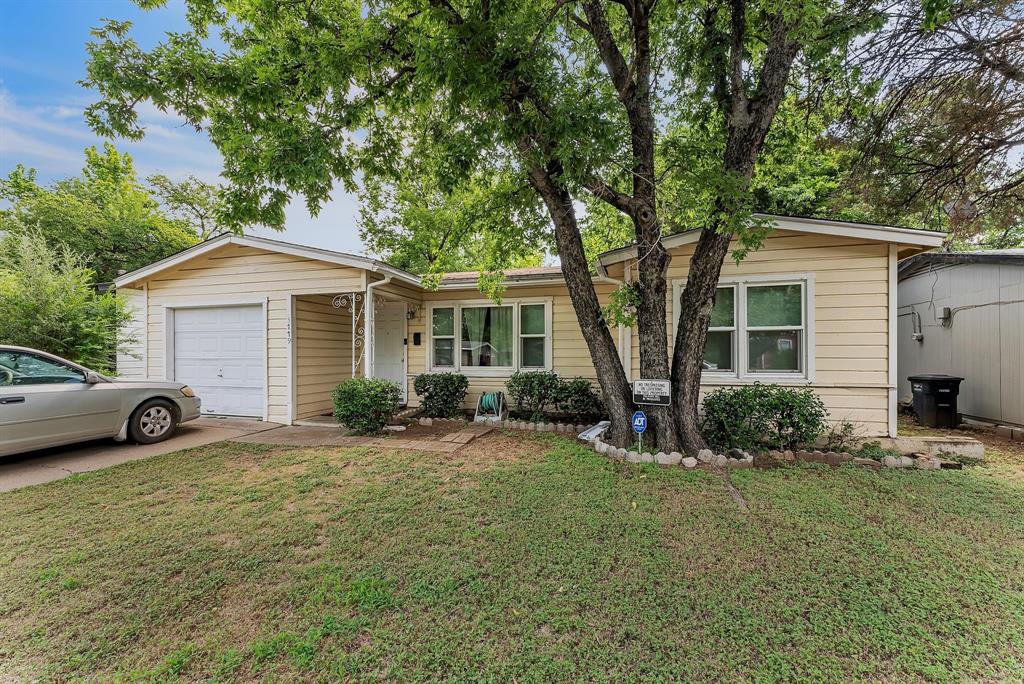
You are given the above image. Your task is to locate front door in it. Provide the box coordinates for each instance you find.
[373,301,407,403]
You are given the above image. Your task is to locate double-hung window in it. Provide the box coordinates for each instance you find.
[745,283,804,374]
[674,275,813,381]
[704,286,736,372]
[430,300,551,373]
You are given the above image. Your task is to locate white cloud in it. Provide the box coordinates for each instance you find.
[0,87,368,253]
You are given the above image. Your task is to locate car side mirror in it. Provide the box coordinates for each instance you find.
[85,371,104,384]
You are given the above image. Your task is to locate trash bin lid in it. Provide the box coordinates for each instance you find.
[908,374,964,382]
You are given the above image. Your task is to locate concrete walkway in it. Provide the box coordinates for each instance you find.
[0,417,277,493]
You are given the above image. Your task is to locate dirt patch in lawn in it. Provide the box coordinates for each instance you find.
[384,420,470,441]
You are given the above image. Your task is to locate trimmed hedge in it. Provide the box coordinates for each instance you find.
[413,372,469,418]
[331,377,401,434]
[700,384,828,451]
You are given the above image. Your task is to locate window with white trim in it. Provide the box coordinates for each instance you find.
[704,285,736,372]
[673,275,814,381]
[431,307,456,367]
[519,304,547,368]
[461,305,514,368]
[745,283,803,373]
[430,300,552,373]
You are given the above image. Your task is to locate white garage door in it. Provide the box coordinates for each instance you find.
[173,305,265,418]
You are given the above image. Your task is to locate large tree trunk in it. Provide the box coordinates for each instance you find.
[632,218,680,453]
[670,223,733,454]
[527,164,635,447]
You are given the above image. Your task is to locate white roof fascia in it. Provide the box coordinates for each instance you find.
[596,215,945,267]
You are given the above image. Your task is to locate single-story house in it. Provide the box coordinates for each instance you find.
[113,214,942,436]
[898,249,1024,427]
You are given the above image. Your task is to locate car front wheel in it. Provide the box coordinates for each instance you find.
[129,399,179,444]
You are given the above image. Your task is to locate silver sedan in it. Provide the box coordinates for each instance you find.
[0,346,202,458]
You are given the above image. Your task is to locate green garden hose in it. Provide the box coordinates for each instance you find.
[479,392,502,415]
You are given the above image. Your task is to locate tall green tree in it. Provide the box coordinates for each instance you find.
[0,231,131,373]
[360,168,549,280]
[0,144,199,282]
[84,0,884,453]
[147,173,234,240]
[853,0,1023,238]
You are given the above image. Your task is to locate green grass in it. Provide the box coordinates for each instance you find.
[1,431,1023,682]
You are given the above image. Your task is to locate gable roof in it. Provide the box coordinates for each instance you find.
[112,233,423,289]
[595,213,945,267]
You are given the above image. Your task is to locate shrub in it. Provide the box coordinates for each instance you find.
[331,377,401,434]
[700,384,828,451]
[825,419,860,452]
[413,372,469,418]
[506,371,606,423]
[505,370,564,422]
[556,377,605,423]
[0,231,131,374]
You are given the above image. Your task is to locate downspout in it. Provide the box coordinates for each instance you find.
[363,275,391,378]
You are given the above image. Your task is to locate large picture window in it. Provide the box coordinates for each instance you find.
[461,305,513,367]
[674,275,813,381]
[430,300,551,373]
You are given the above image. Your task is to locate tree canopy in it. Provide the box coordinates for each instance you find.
[0,144,202,282]
[82,0,974,452]
[0,231,131,373]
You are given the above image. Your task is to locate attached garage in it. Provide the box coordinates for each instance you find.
[112,233,423,425]
[170,304,266,418]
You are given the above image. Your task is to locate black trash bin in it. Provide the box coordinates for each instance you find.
[908,374,964,428]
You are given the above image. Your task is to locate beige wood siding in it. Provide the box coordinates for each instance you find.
[407,283,620,410]
[294,295,354,419]
[142,243,363,424]
[634,229,892,435]
[115,286,147,378]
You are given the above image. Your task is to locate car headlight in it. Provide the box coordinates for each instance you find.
[180,386,196,398]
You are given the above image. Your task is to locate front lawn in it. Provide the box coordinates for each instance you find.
[1,430,1022,682]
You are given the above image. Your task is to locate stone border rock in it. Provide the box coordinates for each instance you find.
[420,415,592,435]
[767,449,943,470]
[586,437,948,472]
[421,415,953,472]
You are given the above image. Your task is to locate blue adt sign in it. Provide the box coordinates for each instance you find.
[631,411,647,434]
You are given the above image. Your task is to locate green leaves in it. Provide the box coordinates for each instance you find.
[701,384,829,451]
[331,378,402,434]
[0,144,200,283]
[412,372,470,418]
[0,232,132,374]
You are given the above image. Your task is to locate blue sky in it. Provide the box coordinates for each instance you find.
[0,0,366,253]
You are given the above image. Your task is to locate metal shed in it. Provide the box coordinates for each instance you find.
[898,250,1024,427]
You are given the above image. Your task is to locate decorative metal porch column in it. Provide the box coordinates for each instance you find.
[332,292,366,377]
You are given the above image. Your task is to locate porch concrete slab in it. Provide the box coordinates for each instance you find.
[404,441,462,453]
[293,415,337,427]
[876,435,985,461]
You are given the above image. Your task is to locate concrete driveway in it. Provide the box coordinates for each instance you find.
[0,417,278,493]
